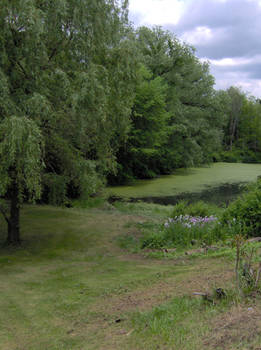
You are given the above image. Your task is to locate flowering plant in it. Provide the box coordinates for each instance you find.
[160,214,221,247]
[164,215,218,229]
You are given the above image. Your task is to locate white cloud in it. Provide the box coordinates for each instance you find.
[129,0,186,26]
[214,77,261,97]
[210,66,261,97]
[208,55,261,67]
[210,57,252,67]
[181,26,213,45]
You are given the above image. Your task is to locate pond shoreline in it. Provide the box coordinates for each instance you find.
[125,182,248,206]
[107,163,261,206]
[108,182,248,206]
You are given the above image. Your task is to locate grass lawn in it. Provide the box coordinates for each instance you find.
[0,203,261,349]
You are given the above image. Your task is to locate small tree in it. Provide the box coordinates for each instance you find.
[0,116,43,244]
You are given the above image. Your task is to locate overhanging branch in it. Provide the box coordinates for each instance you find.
[0,203,10,225]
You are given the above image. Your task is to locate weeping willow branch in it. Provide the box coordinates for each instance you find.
[0,202,10,225]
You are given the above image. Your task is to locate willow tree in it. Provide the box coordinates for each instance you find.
[0,117,43,244]
[0,0,136,244]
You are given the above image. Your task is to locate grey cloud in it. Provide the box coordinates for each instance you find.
[212,61,261,79]
[165,0,261,60]
[177,0,260,31]
[129,0,261,96]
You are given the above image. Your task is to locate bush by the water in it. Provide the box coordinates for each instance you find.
[163,215,221,247]
[141,207,223,249]
[141,180,261,250]
[171,200,220,218]
[220,179,261,237]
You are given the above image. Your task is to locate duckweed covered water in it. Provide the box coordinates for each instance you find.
[107,163,261,205]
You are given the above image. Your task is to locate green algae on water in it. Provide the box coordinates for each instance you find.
[106,163,261,199]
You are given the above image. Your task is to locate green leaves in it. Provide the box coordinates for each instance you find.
[111,26,224,183]
[0,116,43,201]
[0,0,137,204]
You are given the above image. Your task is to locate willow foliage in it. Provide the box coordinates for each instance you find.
[0,0,136,242]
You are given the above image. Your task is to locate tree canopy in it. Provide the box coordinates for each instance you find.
[0,0,136,243]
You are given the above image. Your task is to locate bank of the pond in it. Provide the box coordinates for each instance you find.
[107,163,261,205]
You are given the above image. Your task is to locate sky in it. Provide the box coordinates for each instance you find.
[128,0,261,98]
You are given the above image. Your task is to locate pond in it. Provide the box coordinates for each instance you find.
[107,163,261,206]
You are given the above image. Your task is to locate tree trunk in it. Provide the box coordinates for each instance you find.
[229,116,238,151]
[7,185,20,245]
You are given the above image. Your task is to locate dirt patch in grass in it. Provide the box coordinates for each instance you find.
[84,259,234,350]
[204,305,261,349]
[91,260,234,316]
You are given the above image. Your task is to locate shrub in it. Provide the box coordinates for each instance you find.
[141,231,167,249]
[172,200,218,218]
[219,149,242,163]
[43,174,69,206]
[220,179,261,237]
[171,200,188,217]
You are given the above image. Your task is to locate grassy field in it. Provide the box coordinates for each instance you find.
[1,202,261,350]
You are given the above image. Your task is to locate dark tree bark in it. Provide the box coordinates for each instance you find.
[6,185,20,245]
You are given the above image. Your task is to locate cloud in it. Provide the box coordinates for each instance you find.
[128,0,261,97]
[180,26,215,46]
[206,58,261,96]
[169,0,261,59]
[128,0,185,26]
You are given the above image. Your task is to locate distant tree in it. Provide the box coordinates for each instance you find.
[226,87,244,150]
[222,87,261,162]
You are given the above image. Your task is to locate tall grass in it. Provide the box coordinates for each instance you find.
[128,295,226,350]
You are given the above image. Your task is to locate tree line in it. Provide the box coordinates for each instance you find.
[0,0,261,244]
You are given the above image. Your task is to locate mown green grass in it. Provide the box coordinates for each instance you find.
[0,204,193,349]
[0,202,261,350]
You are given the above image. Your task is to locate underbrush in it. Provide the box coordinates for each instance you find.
[139,201,225,250]
[142,216,222,249]
[220,179,261,237]
[72,196,107,209]
[122,179,261,253]
[171,200,223,218]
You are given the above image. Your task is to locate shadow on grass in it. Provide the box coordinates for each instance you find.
[0,204,98,264]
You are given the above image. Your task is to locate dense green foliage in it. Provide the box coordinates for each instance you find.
[221,87,261,163]
[0,0,136,242]
[220,179,261,237]
[171,200,219,218]
[110,27,227,183]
